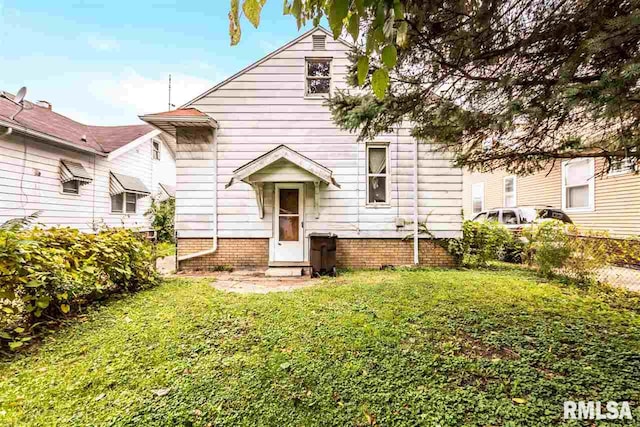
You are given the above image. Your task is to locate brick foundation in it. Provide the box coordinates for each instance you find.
[177,237,456,271]
[336,238,456,269]
[178,238,269,271]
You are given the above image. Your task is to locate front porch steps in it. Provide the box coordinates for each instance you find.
[265,267,304,277]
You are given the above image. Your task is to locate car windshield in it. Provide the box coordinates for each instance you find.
[519,208,537,224]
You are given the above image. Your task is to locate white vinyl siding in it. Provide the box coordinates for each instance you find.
[0,134,159,231]
[188,29,462,241]
[503,176,516,207]
[562,159,594,212]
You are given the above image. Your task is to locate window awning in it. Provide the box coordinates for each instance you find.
[60,160,92,185]
[109,172,150,196]
[225,145,340,219]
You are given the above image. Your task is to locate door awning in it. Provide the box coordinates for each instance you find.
[109,172,150,196]
[225,144,340,188]
[60,160,92,185]
[225,145,339,219]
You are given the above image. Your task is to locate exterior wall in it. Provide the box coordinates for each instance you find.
[174,127,216,238]
[185,28,462,248]
[177,237,456,270]
[151,137,176,196]
[463,158,640,237]
[178,238,269,270]
[0,133,159,231]
[336,239,456,268]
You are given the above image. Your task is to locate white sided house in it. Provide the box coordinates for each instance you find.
[141,27,462,270]
[0,91,176,232]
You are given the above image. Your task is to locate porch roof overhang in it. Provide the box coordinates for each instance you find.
[225,145,340,219]
[138,108,218,138]
[225,144,340,189]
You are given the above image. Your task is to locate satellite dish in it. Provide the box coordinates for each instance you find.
[14,87,27,105]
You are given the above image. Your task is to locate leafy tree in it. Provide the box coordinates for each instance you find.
[145,197,175,243]
[229,0,640,174]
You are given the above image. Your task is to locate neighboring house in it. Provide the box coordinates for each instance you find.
[463,157,640,237]
[0,91,176,232]
[141,27,462,271]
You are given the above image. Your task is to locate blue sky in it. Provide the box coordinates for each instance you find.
[0,1,320,125]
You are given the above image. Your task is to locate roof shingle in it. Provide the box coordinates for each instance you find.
[0,92,154,154]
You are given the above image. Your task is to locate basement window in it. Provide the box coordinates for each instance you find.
[305,58,331,96]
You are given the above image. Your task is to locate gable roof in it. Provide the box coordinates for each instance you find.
[0,91,154,155]
[226,144,340,188]
[182,26,353,107]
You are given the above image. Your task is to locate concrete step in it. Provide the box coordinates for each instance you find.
[264,267,304,277]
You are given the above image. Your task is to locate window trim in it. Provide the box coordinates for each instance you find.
[365,142,391,207]
[111,192,137,214]
[608,157,635,177]
[61,179,80,195]
[561,158,595,212]
[152,140,161,160]
[503,175,516,207]
[471,182,485,214]
[304,57,332,98]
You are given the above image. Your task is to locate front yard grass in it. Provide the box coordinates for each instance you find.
[1,268,639,426]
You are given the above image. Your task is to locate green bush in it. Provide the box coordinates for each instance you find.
[146,197,175,243]
[448,220,515,267]
[523,220,640,283]
[0,225,158,351]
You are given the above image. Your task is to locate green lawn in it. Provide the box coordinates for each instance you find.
[1,268,639,426]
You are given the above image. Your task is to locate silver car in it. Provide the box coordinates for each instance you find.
[472,207,573,230]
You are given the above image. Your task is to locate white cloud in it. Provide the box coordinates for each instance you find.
[88,68,215,116]
[87,35,120,52]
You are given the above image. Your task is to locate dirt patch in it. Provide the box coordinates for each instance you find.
[208,271,322,294]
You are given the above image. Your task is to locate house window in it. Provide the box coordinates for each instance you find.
[562,159,594,211]
[503,176,516,207]
[471,182,484,214]
[305,58,331,96]
[62,180,79,194]
[152,140,160,160]
[111,192,137,214]
[609,157,635,176]
[366,144,390,205]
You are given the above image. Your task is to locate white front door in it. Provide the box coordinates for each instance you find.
[274,183,304,262]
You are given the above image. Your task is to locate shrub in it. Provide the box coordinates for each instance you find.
[0,225,158,351]
[522,221,640,283]
[448,220,514,267]
[146,197,175,243]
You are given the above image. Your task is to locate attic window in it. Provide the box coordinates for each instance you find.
[305,58,331,96]
[312,34,326,50]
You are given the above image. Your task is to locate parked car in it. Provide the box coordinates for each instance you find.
[472,207,573,230]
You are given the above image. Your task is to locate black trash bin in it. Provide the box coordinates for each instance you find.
[309,233,337,277]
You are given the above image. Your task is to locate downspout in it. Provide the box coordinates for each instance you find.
[177,128,218,262]
[413,136,419,265]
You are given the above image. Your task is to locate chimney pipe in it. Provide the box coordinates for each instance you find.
[37,100,52,110]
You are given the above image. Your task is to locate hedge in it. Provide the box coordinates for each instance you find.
[0,225,158,351]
